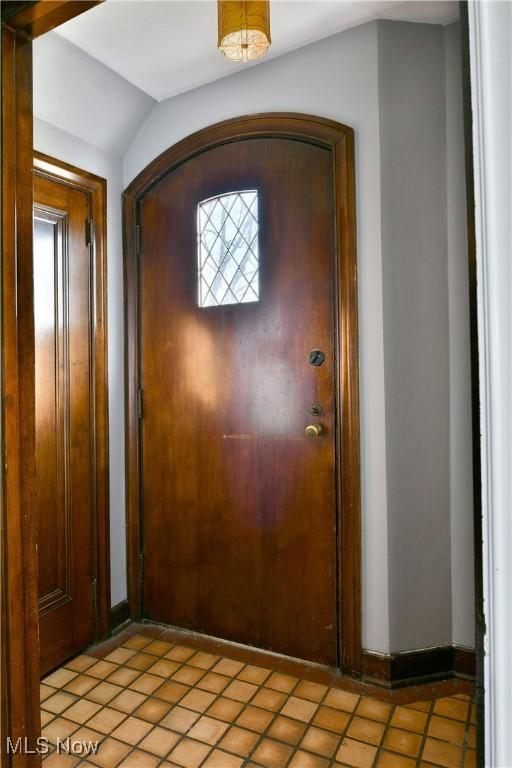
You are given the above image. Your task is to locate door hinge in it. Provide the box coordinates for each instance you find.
[137,388,143,419]
[91,578,98,609]
[135,224,142,255]
[86,218,95,246]
[139,553,144,583]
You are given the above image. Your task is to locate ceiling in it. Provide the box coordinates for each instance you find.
[55,0,459,103]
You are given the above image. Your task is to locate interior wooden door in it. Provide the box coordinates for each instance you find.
[139,137,339,665]
[34,172,96,675]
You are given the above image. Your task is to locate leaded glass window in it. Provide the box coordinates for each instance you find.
[197,190,259,307]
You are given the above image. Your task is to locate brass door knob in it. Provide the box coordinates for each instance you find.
[305,423,323,438]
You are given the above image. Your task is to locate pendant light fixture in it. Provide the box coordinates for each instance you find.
[217,0,271,62]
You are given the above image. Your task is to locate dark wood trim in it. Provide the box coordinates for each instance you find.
[1,5,104,766]
[110,601,131,634]
[459,3,484,764]
[33,152,111,642]
[362,645,476,689]
[123,113,362,676]
[2,1,102,39]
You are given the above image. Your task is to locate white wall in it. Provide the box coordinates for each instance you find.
[34,119,128,607]
[445,22,475,650]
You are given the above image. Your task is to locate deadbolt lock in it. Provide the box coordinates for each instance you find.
[305,423,323,438]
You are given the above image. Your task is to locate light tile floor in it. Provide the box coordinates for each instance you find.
[40,624,477,768]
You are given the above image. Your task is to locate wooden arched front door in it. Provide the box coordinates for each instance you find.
[124,114,361,673]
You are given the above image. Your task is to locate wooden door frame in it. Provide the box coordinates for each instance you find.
[123,113,362,676]
[33,151,111,648]
[1,4,103,765]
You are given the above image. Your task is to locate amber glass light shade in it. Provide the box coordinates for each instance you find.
[218,0,271,62]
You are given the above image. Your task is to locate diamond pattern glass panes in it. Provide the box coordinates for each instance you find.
[197,190,259,307]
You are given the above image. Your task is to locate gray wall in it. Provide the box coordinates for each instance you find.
[34,119,128,608]
[445,23,475,650]
[378,21,452,651]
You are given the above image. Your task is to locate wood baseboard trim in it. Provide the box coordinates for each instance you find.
[362,645,476,688]
[110,600,131,634]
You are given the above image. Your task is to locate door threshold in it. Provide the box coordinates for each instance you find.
[85,621,474,705]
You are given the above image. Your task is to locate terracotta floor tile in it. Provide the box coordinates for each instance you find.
[300,724,340,757]
[41,710,54,727]
[41,753,80,768]
[383,727,423,758]
[40,625,477,768]
[187,715,229,745]
[41,683,57,701]
[223,679,258,703]
[207,697,245,723]
[87,662,118,680]
[63,699,102,725]
[65,655,97,674]
[251,688,287,712]
[154,681,190,704]
[165,646,196,662]
[103,648,137,665]
[109,689,147,714]
[201,749,243,768]
[323,689,360,713]
[219,725,259,757]
[139,726,181,757]
[188,652,219,670]
[86,707,126,735]
[180,688,217,713]
[267,715,307,745]
[422,736,463,767]
[212,659,245,678]
[106,668,141,688]
[313,706,350,734]
[197,672,230,695]
[129,674,164,696]
[117,750,160,768]
[251,737,294,768]
[144,639,174,656]
[288,750,330,768]
[87,683,124,706]
[111,716,153,746]
[391,705,429,733]
[238,665,272,685]
[44,668,79,689]
[121,635,153,652]
[375,750,416,768]
[160,706,200,734]
[265,672,299,694]
[87,737,131,768]
[433,697,469,721]
[347,716,385,746]
[336,737,377,768]
[125,653,157,672]
[355,698,391,723]
[235,705,274,732]
[64,676,99,697]
[42,717,80,744]
[294,680,329,703]
[147,659,181,678]
[168,737,211,768]
[428,714,466,745]
[133,698,172,723]
[43,692,78,716]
